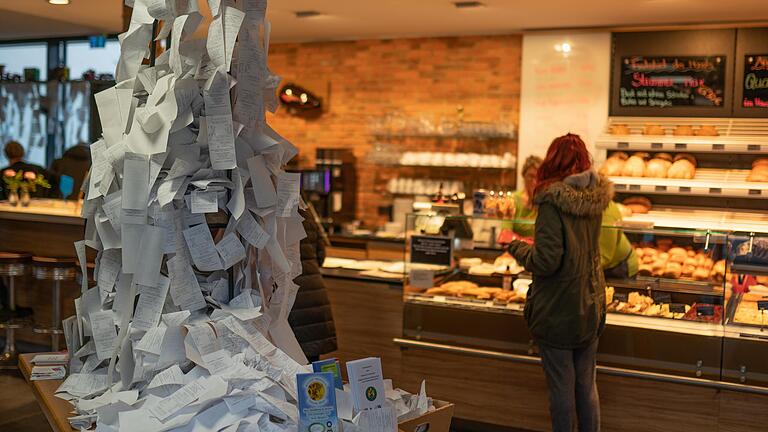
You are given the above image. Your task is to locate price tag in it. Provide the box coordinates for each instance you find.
[757,301,768,311]
[409,269,435,290]
[615,184,627,191]
[652,292,672,304]
[712,144,725,151]
[675,143,688,150]
[748,144,761,152]
[749,190,762,196]
[410,235,453,267]
[699,295,723,305]
[709,188,722,194]
[697,306,715,317]
[670,303,687,314]
[614,292,628,302]
[617,142,629,149]
[651,143,663,149]
[680,187,691,193]
[655,186,668,192]
[629,185,641,191]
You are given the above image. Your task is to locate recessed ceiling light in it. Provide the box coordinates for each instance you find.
[454,1,485,8]
[295,10,321,18]
[48,0,70,4]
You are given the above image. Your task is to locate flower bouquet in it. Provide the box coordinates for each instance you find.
[3,169,50,206]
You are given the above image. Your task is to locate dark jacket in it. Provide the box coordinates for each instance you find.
[289,209,338,358]
[50,145,91,199]
[508,170,612,349]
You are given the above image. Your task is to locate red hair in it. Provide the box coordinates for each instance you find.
[533,133,592,198]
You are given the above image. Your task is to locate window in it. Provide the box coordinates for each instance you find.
[0,42,48,81]
[66,39,121,80]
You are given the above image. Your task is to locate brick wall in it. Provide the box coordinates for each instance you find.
[266,34,522,227]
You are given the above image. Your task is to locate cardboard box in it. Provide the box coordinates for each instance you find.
[398,400,454,432]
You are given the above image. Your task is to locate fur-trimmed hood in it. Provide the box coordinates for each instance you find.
[533,170,613,217]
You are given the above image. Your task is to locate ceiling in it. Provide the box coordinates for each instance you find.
[2,0,768,42]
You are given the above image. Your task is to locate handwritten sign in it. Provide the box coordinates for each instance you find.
[743,54,768,108]
[619,56,726,108]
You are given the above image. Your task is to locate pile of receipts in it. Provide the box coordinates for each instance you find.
[51,0,364,430]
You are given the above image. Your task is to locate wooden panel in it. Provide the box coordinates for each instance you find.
[399,348,551,430]
[0,219,84,258]
[323,276,403,383]
[718,390,768,432]
[598,374,719,432]
[0,218,84,347]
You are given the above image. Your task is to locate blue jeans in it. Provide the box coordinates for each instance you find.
[538,339,601,432]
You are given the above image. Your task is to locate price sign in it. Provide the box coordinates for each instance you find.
[697,305,715,317]
[652,292,672,304]
[614,292,628,303]
[757,301,768,311]
[670,303,687,314]
[409,269,435,290]
[410,235,453,267]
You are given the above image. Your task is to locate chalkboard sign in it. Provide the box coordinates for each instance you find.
[619,56,726,108]
[743,54,768,108]
[410,235,452,267]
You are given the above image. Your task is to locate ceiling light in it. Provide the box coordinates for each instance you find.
[48,0,70,4]
[561,43,572,53]
[295,10,321,18]
[454,1,485,8]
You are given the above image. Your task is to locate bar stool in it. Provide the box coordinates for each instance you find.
[32,256,75,351]
[0,252,31,367]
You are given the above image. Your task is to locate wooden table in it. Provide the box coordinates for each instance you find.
[18,353,74,432]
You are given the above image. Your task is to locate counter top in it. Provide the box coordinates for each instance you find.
[0,199,83,225]
[19,353,73,432]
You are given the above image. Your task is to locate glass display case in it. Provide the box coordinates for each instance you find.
[399,212,768,386]
[723,231,768,387]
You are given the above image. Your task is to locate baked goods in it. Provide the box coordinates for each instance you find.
[610,124,630,135]
[748,159,768,182]
[643,124,665,135]
[644,153,672,178]
[694,125,719,136]
[683,303,723,323]
[605,286,615,304]
[458,257,483,269]
[621,152,648,177]
[622,196,651,214]
[633,243,721,282]
[673,125,694,136]
[600,152,628,176]
[667,154,697,179]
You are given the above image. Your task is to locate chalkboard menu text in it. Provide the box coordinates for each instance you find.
[619,56,726,108]
[743,54,768,108]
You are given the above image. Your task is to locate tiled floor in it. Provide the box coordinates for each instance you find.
[0,370,52,432]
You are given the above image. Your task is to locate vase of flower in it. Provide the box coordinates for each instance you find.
[7,189,19,206]
[19,186,31,207]
[3,169,22,206]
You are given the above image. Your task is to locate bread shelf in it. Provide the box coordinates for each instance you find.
[620,207,768,234]
[610,169,768,199]
[597,117,768,154]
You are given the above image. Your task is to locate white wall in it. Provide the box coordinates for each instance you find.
[517,32,611,187]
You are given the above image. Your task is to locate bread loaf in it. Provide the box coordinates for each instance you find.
[694,125,719,136]
[673,125,694,136]
[611,124,630,135]
[644,124,665,135]
[621,153,648,177]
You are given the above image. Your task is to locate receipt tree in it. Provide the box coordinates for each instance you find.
[59,0,313,430]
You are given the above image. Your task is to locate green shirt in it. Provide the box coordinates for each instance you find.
[500,190,536,237]
[600,201,638,277]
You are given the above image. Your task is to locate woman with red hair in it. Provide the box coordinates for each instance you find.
[508,133,611,432]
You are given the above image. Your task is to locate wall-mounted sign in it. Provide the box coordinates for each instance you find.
[279,83,322,118]
[618,56,726,108]
[743,54,768,108]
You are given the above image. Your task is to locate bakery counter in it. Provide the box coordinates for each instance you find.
[321,266,404,384]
